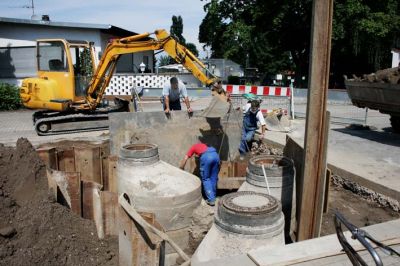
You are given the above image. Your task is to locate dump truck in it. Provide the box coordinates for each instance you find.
[344,67,400,133]
[19,29,219,135]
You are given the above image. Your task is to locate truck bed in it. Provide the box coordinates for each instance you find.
[345,80,400,116]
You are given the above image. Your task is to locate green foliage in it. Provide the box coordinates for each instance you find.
[199,0,400,85]
[158,55,172,67]
[169,15,200,60]
[185,43,199,57]
[79,48,93,77]
[170,15,186,44]
[0,83,21,110]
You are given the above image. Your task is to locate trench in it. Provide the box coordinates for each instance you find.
[1,138,399,265]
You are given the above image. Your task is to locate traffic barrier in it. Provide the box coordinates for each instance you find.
[222,85,293,117]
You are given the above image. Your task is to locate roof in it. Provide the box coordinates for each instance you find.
[0,16,138,37]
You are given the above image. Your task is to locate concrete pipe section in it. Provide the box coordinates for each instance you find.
[239,155,296,241]
[118,143,202,254]
[191,191,285,263]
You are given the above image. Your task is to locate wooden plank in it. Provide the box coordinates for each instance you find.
[233,161,247,177]
[107,155,118,193]
[218,177,246,190]
[36,147,58,169]
[57,149,75,172]
[298,0,333,241]
[101,191,118,236]
[66,172,81,216]
[323,168,332,213]
[92,183,104,239]
[119,204,135,266]
[313,111,331,237]
[81,180,103,220]
[74,147,102,184]
[101,145,109,190]
[283,136,305,242]
[219,161,232,178]
[46,168,58,199]
[118,205,163,266]
[132,212,163,266]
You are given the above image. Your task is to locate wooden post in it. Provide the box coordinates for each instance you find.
[298,0,333,240]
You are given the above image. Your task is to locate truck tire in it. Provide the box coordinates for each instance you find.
[390,115,400,133]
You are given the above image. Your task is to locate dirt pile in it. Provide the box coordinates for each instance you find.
[0,138,117,266]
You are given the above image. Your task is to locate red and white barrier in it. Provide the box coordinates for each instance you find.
[222,84,294,118]
[222,85,291,97]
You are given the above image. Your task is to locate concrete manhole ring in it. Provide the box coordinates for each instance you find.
[221,191,278,214]
[120,143,158,158]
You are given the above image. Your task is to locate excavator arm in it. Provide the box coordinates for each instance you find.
[83,29,218,110]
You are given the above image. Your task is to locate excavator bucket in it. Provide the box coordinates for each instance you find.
[198,95,231,118]
[265,109,292,132]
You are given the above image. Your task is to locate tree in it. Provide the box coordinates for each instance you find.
[157,55,171,67]
[169,15,200,60]
[185,43,199,57]
[170,15,186,44]
[199,0,400,86]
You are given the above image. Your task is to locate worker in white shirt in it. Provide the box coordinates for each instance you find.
[239,100,266,155]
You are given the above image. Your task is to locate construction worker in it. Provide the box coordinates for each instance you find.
[239,100,266,156]
[180,142,220,206]
[162,77,192,114]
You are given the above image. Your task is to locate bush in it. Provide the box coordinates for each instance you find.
[0,83,21,110]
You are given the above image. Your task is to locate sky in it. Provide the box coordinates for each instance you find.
[0,0,210,57]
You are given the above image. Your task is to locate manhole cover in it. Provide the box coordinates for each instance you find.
[222,191,278,214]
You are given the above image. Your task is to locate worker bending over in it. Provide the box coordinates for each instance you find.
[239,100,266,156]
[162,77,192,114]
[180,142,220,206]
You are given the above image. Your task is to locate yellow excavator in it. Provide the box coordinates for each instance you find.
[19,29,219,135]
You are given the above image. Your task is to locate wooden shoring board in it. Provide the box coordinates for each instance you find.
[74,146,102,184]
[81,180,102,219]
[57,148,75,172]
[66,172,82,216]
[101,191,118,236]
[233,160,248,177]
[106,155,118,193]
[36,147,58,169]
[323,168,332,213]
[118,206,163,266]
[218,177,246,190]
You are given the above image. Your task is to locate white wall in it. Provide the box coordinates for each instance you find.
[0,24,103,58]
[391,50,400,68]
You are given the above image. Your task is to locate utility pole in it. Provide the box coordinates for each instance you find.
[297,0,333,240]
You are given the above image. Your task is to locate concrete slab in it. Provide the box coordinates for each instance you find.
[192,219,400,266]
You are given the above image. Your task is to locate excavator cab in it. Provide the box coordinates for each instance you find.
[20,39,95,111]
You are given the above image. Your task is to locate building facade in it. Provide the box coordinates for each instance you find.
[0,16,154,85]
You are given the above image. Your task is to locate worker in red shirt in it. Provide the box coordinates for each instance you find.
[180,142,220,206]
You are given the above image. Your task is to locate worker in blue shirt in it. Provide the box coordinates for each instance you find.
[239,100,266,156]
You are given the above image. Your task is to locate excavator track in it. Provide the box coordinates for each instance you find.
[34,112,110,136]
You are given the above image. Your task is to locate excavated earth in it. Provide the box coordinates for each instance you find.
[0,138,118,266]
[0,138,398,265]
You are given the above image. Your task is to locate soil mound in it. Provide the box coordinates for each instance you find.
[0,138,117,266]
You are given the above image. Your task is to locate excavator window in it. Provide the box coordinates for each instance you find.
[37,41,68,72]
[48,59,65,71]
